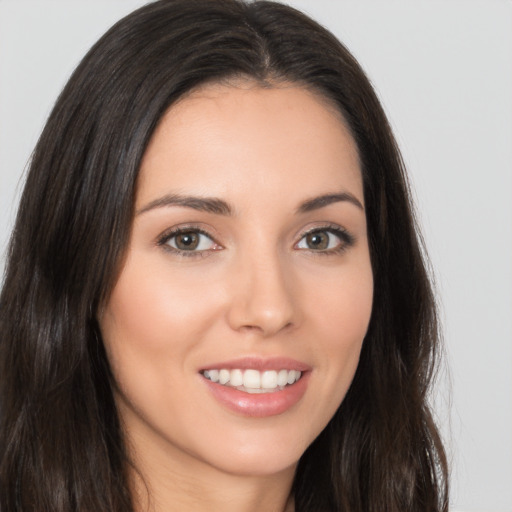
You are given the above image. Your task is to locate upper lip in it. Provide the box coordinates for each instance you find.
[199,356,311,372]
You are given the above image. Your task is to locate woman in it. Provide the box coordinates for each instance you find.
[0,0,448,510]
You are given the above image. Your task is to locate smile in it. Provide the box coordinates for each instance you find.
[202,368,302,393]
[199,357,311,417]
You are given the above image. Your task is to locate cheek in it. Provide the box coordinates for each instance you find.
[308,252,373,344]
[324,278,373,347]
[306,259,373,407]
[101,259,221,359]
[98,259,226,420]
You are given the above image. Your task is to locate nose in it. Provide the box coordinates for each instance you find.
[226,251,299,337]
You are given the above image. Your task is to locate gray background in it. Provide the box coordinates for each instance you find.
[0,1,511,510]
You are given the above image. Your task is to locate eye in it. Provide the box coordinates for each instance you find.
[159,228,220,254]
[295,227,354,253]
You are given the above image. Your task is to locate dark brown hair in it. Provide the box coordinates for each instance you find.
[0,1,448,510]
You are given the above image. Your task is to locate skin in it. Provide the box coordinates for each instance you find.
[99,81,374,512]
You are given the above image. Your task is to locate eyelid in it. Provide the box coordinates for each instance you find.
[294,223,355,253]
[156,224,223,256]
[155,222,354,257]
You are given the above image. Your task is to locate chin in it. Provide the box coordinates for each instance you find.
[210,449,301,478]
[191,425,313,478]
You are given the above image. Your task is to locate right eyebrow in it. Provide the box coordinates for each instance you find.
[136,193,233,216]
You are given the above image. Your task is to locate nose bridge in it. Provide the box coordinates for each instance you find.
[227,241,298,336]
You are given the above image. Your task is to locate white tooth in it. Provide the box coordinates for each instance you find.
[243,369,261,389]
[277,369,288,387]
[230,369,243,387]
[219,369,230,385]
[261,370,278,389]
[214,368,300,388]
[208,369,219,383]
[244,387,268,394]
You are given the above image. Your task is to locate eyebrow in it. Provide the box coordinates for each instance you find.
[297,192,364,213]
[137,194,232,216]
[137,190,364,216]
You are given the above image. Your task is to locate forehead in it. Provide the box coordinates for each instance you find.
[137,82,362,208]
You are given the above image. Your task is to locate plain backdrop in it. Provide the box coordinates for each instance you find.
[0,1,511,511]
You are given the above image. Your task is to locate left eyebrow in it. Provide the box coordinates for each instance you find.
[297,192,364,213]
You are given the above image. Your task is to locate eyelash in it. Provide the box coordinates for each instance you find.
[156,224,355,258]
[297,224,355,256]
[157,226,219,258]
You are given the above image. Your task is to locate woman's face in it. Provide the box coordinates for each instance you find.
[99,82,373,479]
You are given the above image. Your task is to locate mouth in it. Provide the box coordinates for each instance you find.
[199,357,310,417]
[201,368,302,394]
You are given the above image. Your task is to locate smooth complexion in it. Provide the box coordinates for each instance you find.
[99,82,374,512]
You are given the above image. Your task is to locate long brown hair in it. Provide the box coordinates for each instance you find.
[0,1,448,510]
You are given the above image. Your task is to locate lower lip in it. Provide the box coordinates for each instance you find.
[202,373,310,418]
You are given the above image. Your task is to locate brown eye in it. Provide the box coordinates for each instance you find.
[305,231,329,250]
[164,230,218,252]
[174,232,200,250]
[296,227,352,253]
